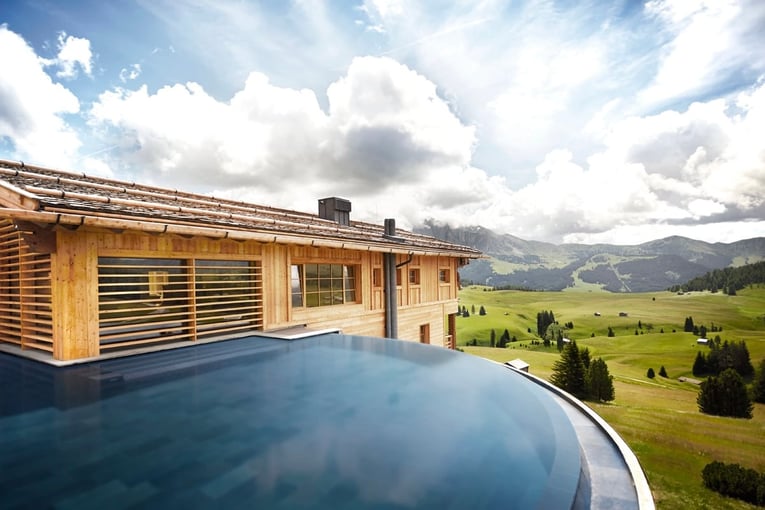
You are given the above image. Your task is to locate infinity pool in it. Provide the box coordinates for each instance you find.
[1,334,582,509]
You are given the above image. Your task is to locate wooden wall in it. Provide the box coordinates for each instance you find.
[0,222,462,360]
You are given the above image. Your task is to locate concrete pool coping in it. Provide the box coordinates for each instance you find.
[503,364,655,510]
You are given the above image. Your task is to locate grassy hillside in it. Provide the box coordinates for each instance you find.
[457,286,765,510]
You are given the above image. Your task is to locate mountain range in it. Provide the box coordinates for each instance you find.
[415,221,765,292]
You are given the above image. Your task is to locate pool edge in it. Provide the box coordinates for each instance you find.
[502,363,656,510]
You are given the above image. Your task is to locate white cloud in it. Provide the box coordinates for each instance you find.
[85,44,765,244]
[502,80,765,243]
[365,0,405,19]
[4,8,763,246]
[89,56,477,215]
[80,156,115,178]
[0,26,82,166]
[562,220,765,245]
[119,64,142,83]
[641,0,765,107]
[688,199,726,218]
[42,31,93,79]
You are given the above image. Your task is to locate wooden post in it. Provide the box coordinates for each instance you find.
[51,229,99,360]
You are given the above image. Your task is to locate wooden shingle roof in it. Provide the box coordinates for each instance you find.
[0,159,482,258]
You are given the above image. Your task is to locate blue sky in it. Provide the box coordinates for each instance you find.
[1,0,765,244]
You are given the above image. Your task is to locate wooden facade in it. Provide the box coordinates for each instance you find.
[0,159,480,362]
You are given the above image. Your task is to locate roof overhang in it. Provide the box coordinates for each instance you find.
[0,207,482,258]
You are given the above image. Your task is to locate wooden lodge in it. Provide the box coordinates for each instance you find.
[0,159,481,362]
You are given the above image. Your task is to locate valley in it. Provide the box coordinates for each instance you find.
[457,285,765,509]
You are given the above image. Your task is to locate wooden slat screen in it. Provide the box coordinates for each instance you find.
[195,259,263,339]
[98,257,263,350]
[0,219,53,352]
[98,257,192,349]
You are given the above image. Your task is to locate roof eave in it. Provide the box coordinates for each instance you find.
[0,208,483,258]
[0,180,40,210]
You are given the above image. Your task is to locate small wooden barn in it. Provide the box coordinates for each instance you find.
[0,159,481,362]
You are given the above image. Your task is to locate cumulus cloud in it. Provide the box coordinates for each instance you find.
[0,26,82,166]
[41,31,94,79]
[85,42,765,243]
[3,15,762,246]
[325,57,475,189]
[497,81,765,243]
[88,56,476,215]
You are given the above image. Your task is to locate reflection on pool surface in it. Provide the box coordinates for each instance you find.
[1,334,581,509]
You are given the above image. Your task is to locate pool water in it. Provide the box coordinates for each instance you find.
[1,334,581,509]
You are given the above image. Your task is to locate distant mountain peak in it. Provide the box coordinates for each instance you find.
[415,222,765,292]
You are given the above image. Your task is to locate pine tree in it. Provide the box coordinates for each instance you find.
[693,351,707,376]
[490,329,496,348]
[753,359,765,404]
[732,341,754,378]
[586,358,615,402]
[479,305,486,316]
[499,329,510,348]
[536,310,558,338]
[659,366,668,378]
[580,347,591,369]
[647,367,655,378]
[550,340,586,398]
[684,316,695,333]
[697,368,753,418]
[607,326,615,338]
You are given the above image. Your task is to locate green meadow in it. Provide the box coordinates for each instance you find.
[457,286,765,510]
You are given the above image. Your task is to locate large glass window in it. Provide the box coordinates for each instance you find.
[291,263,358,307]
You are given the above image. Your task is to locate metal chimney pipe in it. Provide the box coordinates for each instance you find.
[383,218,398,338]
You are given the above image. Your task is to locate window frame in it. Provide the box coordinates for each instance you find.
[291,263,360,308]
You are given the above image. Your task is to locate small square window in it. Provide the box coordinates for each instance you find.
[409,268,420,285]
[439,269,450,283]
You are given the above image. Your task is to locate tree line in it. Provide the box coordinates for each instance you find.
[693,337,754,378]
[694,338,765,419]
[669,260,765,294]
